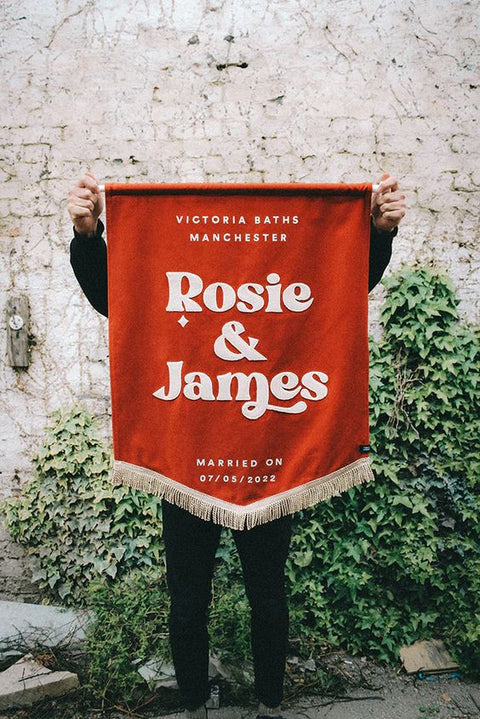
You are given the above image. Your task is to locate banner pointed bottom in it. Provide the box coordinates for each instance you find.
[110,458,374,530]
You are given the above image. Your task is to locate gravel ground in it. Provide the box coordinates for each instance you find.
[1,653,479,719]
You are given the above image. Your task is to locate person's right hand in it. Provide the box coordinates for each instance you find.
[68,173,104,236]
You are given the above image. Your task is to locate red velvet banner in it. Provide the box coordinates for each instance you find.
[106,183,373,528]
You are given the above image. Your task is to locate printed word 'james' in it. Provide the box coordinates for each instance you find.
[153,361,329,420]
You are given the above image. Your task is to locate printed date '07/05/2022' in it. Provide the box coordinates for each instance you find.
[199,474,277,484]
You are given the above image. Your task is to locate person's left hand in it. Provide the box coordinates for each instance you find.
[371,172,406,233]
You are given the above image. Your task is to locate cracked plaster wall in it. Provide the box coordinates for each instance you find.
[1,0,479,599]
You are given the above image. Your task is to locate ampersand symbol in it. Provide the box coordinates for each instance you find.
[214,321,267,362]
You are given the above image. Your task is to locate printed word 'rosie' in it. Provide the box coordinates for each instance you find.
[166,272,314,313]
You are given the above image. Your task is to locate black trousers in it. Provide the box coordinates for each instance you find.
[162,500,293,710]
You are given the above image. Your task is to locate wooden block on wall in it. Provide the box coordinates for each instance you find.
[6,296,30,369]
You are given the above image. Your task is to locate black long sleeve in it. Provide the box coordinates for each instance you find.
[368,218,396,291]
[69,219,396,318]
[70,220,108,317]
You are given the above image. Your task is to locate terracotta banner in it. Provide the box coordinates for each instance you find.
[106,183,374,528]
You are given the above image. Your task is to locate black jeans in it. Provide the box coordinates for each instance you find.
[162,500,293,710]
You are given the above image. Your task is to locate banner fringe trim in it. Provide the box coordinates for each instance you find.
[110,458,374,529]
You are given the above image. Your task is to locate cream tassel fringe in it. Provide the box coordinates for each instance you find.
[110,457,374,530]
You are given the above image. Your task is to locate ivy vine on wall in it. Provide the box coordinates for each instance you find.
[2,265,479,692]
[2,407,164,604]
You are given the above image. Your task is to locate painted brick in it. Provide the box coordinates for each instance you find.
[0,0,479,598]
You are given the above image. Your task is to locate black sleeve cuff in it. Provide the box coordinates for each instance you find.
[73,218,105,241]
[371,221,398,242]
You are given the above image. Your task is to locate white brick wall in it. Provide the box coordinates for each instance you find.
[1,0,479,594]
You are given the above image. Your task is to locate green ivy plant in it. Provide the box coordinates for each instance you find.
[85,568,170,705]
[2,407,164,605]
[2,265,479,701]
[286,265,480,673]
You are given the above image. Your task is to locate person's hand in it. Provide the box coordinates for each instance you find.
[68,173,104,237]
[371,172,406,233]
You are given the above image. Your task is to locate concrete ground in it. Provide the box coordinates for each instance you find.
[158,660,480,719]
[1,672,479,719]
[159,677,480,719]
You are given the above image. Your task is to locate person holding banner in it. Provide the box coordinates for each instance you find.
[68,172,405,719]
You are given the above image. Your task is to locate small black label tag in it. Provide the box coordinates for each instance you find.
[359,445,371,454]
